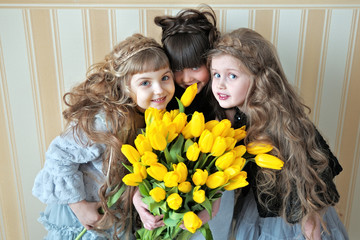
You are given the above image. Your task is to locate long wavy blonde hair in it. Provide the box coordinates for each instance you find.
[62,34,169,239]
[208,28,339,230]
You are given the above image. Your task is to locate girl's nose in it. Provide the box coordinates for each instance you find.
[154,83,165,94]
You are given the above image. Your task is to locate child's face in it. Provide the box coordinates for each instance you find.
[211,54,252,110]
[130,67,175,112]
[173,65,209,93]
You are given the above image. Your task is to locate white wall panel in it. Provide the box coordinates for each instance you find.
[0,9,45,240]
[276,9,302,87]
[57,9,87,93]
[318,9,353,149]
[225,9,250,32]
[115,9,141,42]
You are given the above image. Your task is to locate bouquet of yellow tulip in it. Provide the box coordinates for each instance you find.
[121,83,284,240]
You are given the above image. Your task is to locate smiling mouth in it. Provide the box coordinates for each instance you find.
[217,93,229,100]
[152,96,166,103]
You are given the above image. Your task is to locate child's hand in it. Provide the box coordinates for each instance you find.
[133,188,164,230]
[69,200,102,230]
[180,197,221,230]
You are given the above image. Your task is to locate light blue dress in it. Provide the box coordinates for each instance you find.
[234,190,349,240]
[32,114,133,239]
[190,190,234,240]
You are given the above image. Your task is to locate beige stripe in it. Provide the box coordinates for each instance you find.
[338,9,360,227]
[89,9,111,63]
[83,9,92,68]
[299,9,325,121]
[254,10,274,42]
[0,37,23,240]
[109,9,117,45]
[271,9,279,46]
[31,9,63,146]
[24,9,47,166]
[50,9,66,128]
[145,9,165,42]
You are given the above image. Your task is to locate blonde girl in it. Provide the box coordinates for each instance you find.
[208,28,348,240]
[32,34,175,239]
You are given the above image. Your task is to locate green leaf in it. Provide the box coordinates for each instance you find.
[139,181,151,197]
[176,154,186,163]
[164,146,172,165]
[107,184,126,207]
[198,223,214,240]
[164,216,180,227]
[200,197,212,219]
[122,162,133,173]
[170,134,184,162]
[176,97,185,113]
[169,211,185,220]
[176,230,193,240]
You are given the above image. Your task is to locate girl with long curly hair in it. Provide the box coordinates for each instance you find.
[32,34,175,239]
[208,28,348,240]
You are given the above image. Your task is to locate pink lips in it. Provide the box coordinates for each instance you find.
[217,93,229,100]
[152,96,166,103]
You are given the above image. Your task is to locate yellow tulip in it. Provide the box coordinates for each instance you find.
[186,142,201,161]
[173,112,187,133]
[169,109,180,119]
[149,187,166,202]
[224,171,249,190]
[184,211,202,234]
[254,154,284,170]
[211,136,228,157]
[162,111,172,125]
[225,137,237,151]
[193,186,205,203]
[192,169,208,186]
[165,123,178,143]
[121,144,140,164]
[166,193,183,210]
[226,128,235,138]
[145,107,163,125]
[205,120,219,131]
[212,119,232,137]
[134,134,152,155]
[224,165,241,179]
[122,173,143,186]
[178,181,192,193]
[206,171,228,189]
[246,142,273,155]
[180,83,197,107]
[234,125,247,141]
[133,162,147,179]
[147,163,168,181]
[215,151,235,170]
[148,132,167,151]
[140,151,158,166]
[189,111,205,137]
[232,145,246,158]
[181,122,194,139]
[164,171,181,188]
[173,162,188,183]
[232,157,246,170]
[198,129,214,153]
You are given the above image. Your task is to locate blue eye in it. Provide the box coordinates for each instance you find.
[192,67,199,71]
[141,81,150,86]
[162,75,170,81]
[213,73,220,78]
[229,74,237,79]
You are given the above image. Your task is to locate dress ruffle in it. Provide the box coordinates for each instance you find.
[234,190,349,240]
[39,204,114,240]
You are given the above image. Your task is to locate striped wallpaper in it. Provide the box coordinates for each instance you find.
[0,1,359,239]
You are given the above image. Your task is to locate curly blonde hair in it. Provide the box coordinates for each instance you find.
[208,28,339,230]
[62,34,169,239]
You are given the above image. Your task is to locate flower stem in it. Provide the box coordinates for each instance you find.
[74,228,86,240]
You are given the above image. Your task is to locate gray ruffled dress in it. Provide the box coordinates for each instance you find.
[32,114,132,239]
